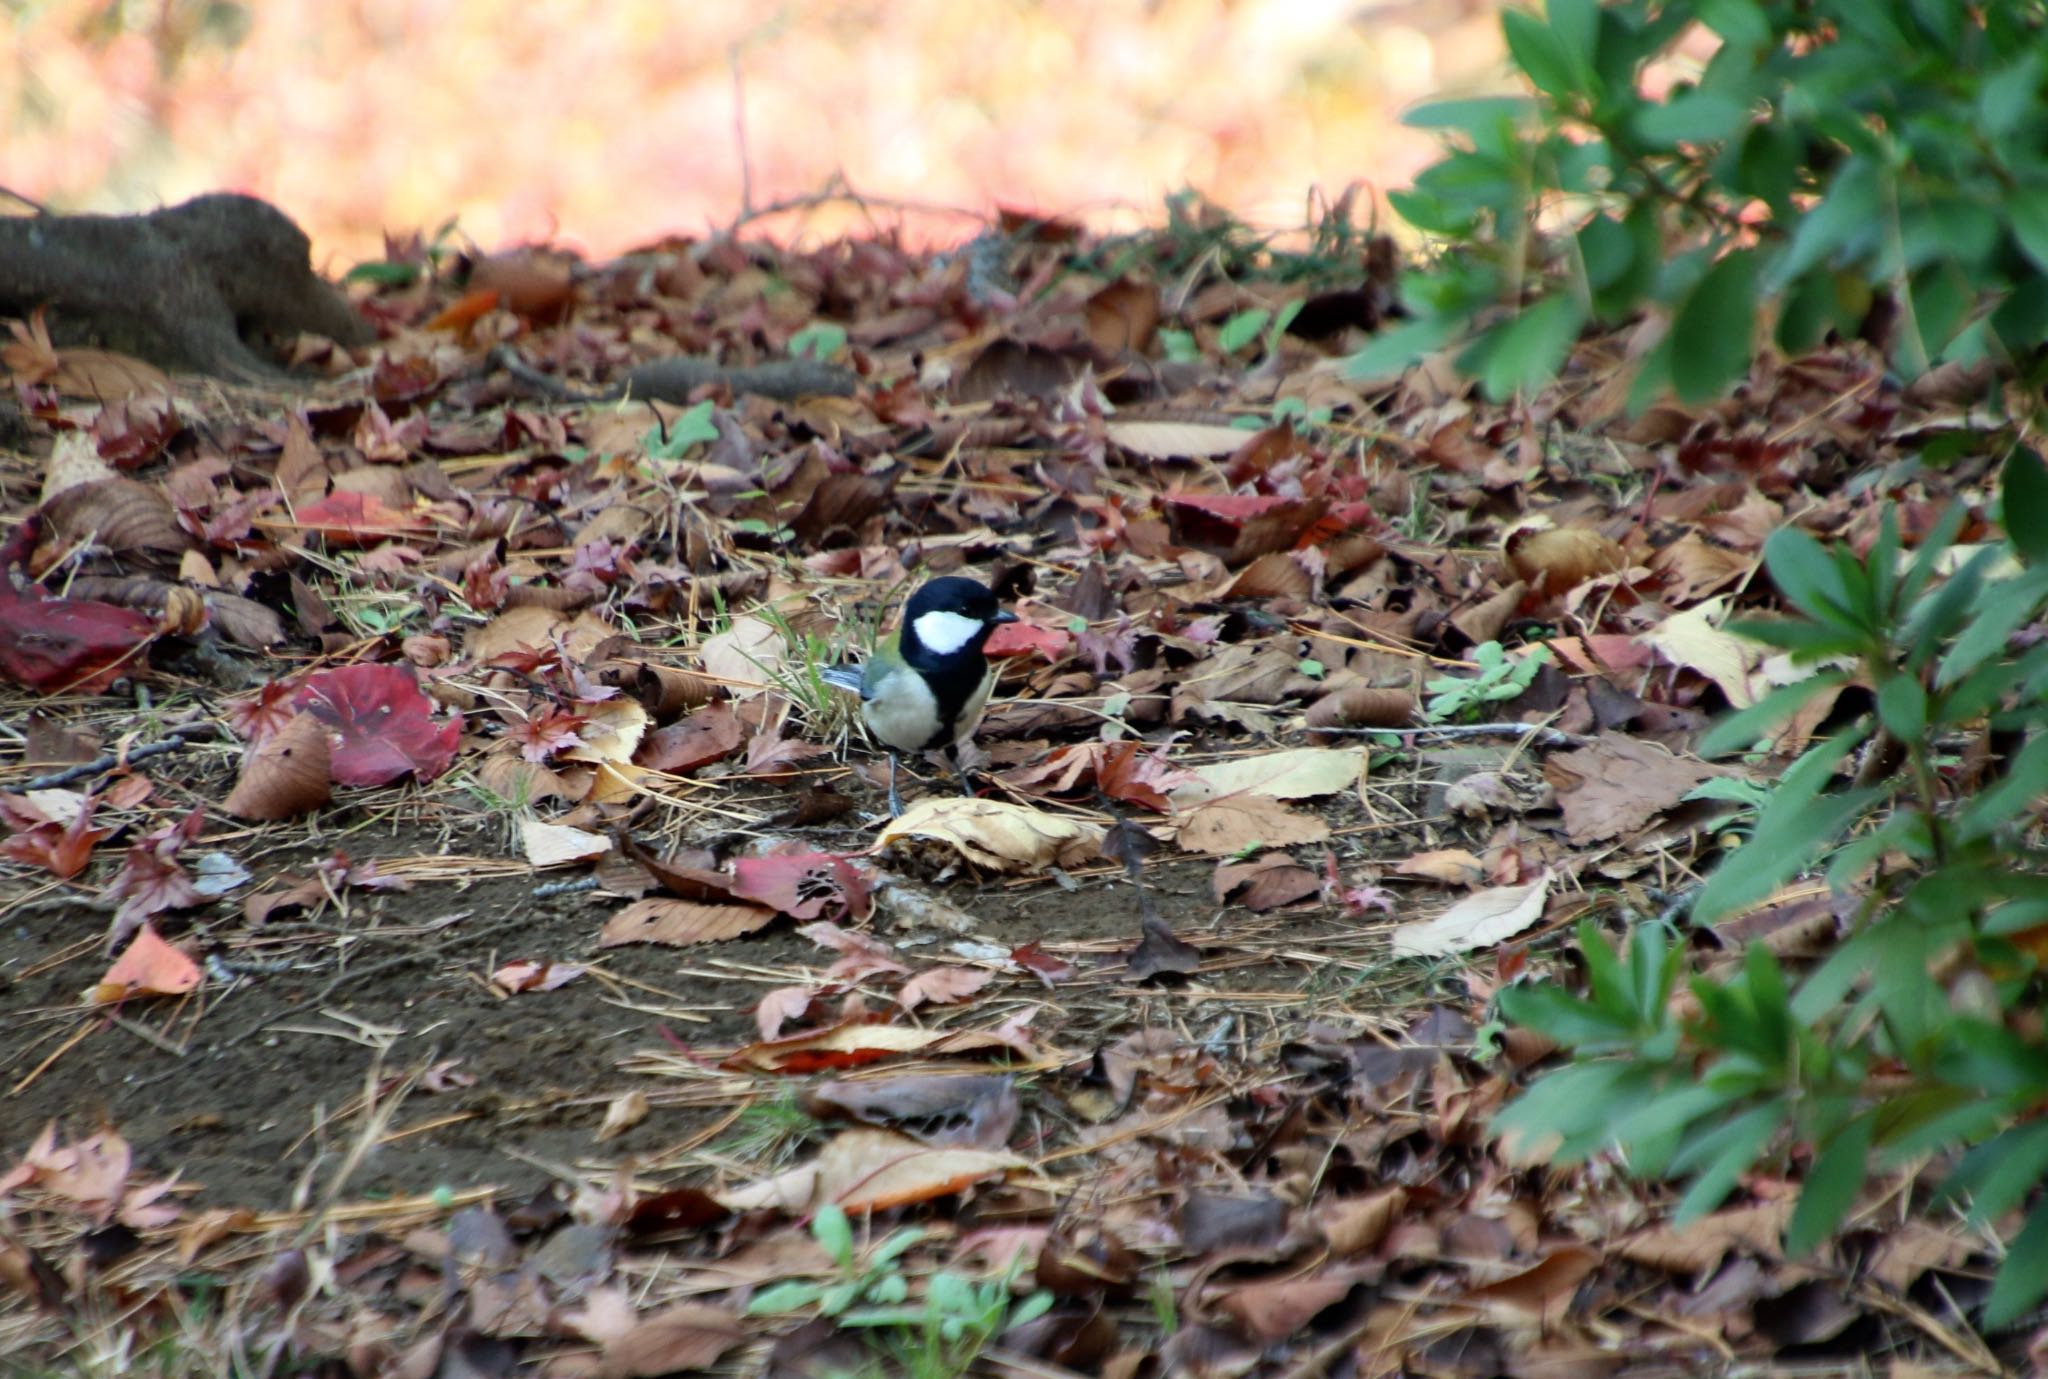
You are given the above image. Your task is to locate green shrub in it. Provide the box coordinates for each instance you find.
[1494,447,2048,1325]
[1360,1,2048,402]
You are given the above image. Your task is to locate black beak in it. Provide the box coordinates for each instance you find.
[994,610,1019,625]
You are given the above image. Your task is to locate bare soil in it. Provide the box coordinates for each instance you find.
[1,788,1419,1211]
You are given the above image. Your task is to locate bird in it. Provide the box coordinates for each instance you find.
[816,576,1017,816]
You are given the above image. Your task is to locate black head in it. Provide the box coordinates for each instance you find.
[899,576,1016,664]
[906,577,1003,623]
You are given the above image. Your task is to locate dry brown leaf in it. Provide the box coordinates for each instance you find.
[223,712,332,821]
[519,819,610,867]
[1085,277,1160,355]
[1173,794,1331,855]
[595,1091,650,1143]
[876,797,1103,873]
[1503,523,1627,594]
[1105,418,1254,459]
[1613,1200,1794,1276]
[715,1127,1027,1214]
[897,965,995,1010]
[1390,873,1551,957]
[1456,1244,1600,1320]
[42,477,191,558]
[598,1302,745,1379]
[1168,746,1364,807]
[1542,733,1722,845]
[90,924,203,1004]
[1637,596,1764,709]
[598,898,778,947]
[699,613,785,692]
[1393,848,1486,886]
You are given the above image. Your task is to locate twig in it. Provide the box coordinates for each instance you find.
[17,721,223,790]
[0,185,49,215]
[1311,722,1589,748]
[531,875,597,898]
[730,44,754,219]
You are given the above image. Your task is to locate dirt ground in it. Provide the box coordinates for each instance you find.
[0,766,1437,1212]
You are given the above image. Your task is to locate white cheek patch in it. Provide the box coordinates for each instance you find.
[913,609,983,655]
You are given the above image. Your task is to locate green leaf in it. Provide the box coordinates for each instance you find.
[1546,0,1601,82]
[1786,1116,1874,1256]
[343,260,422,287]
[1671,249,1760,403]
[1691,729,1869,924]
[2005,446,2048,567]
[1771,159,1882,291]
[1698,673,1851,757]
[1875,674,1928,742]
[811,1203,854,1266]
[1345,317,1458,380]
[1462,294,1586,401]
[1979,54,2044,138]
[1987,1197,2048,1327]
[1694,0,1770,49]
[2012,189,2048,277]
[1633,90,1753,148]
[1673,1102,1784,1221]
[1959,733,2048,842]
[1761,526,1863,633]
[747,1280,825,1315]
[1218,308,1272,354]
[1401,96,1539,132]
[1944,1121,2048,1225]
[1502,9,1579,100]
[788,323,848,361]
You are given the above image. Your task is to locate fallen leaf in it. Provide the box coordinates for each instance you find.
[898,965,995,1010]
[1543,733,1721,845]
[1168,747,1364,807]
[519,819,611,867]
[292,664,461,787]
[598,1302,745,1379]
[1173,794,1330,855]
[91,924,202,1003]
[222,712,332,820]
[599,898,778,947]
[595,1091,650,1143]
[1393,848,1487,886]
[1390,873,1552,956]
[490,960,586,994]
[877,797,1104,872]
[1215,852,1323,911]
[716,1128,1027,1214]
[1106,419,1249,459]
[700,614,785,693]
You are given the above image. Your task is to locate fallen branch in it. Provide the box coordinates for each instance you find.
[1311,721,1589,749]
[18,721,222,791]
[491,342,855,405]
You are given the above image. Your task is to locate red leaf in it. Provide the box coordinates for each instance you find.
[984,620,1072,663]
[92,924,203,1003]
[292,664,461,786]
[289,491,430,547]
[731,850,872,922]
[0,795,108,879]
[0,581,158,694]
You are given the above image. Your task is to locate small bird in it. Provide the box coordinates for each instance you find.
[817,576,1017,816]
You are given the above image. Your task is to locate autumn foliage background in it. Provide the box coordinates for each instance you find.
[5,0,1505,260]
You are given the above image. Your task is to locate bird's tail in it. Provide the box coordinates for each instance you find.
[816,664,865,694]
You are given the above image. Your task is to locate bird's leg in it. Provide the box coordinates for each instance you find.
[886,751,904,818]
[947,745,975,797]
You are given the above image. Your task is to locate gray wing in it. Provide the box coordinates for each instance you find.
[816,663,868,697]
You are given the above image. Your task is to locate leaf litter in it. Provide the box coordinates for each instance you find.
[0,196,2027,1373]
